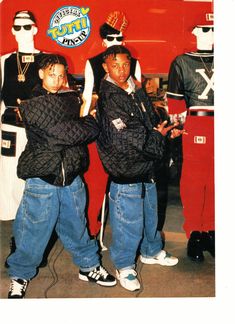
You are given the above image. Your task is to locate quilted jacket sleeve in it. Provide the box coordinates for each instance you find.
[20,93,100,146]
[48,114,100,146]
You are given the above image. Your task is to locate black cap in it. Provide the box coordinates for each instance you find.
[13,10,36,25]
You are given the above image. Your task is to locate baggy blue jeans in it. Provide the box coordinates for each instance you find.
[7,176,100,280]
[108,182,163,270]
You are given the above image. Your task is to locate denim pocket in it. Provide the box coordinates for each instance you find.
[109,183,142,200]
[23,185,53,224]
[109,183,143,224]
[108,191,116,203]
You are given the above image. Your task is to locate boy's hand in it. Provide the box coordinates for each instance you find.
[153,120,177,137]
[153,120,187,138]
[14,108,22,121]
[89,109,96,118]
[170,128,188,139]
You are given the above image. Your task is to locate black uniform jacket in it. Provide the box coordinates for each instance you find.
[17,85,100,186]
[96,78,166,184]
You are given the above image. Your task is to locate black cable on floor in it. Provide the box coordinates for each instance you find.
[43,243,64,298]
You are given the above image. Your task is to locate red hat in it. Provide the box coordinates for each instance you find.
[193,13,214,29]
[106,11,128,32]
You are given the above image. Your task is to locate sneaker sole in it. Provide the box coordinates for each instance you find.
[140,256,179,266]
[78,273,117,287]
[117,279,140,291]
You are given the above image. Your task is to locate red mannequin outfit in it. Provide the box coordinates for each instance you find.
[167,49,214,261]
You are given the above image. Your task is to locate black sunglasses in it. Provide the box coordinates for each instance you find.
[13,24,34,31]
[202,27,214,32]
[106,36,124,42]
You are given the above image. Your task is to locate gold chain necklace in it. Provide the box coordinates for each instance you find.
[199,55,214,77]
[17,52,33,82]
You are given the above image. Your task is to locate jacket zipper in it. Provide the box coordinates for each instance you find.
[131,93,142,117]
[62,162,65,186]
[131,93,146,120]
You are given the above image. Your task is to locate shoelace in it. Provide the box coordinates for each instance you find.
[87,266,109,280]
[120,269,137,279]
[10,279,27,295]
[156,250,171,260]
[97,266,108,278]
[165,252,172,258]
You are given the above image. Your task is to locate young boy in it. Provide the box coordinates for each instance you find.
[96,45,180,292]
[7,54,116,298]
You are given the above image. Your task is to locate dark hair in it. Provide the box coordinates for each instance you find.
[38,54,68,72]
[99,23,121,39]
[103,45,131,62]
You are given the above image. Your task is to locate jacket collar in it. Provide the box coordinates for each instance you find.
[105,75,136,94]
[31,84,50,97]
[31,84,77,98]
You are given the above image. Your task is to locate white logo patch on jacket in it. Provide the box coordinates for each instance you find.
[112,118,126,131]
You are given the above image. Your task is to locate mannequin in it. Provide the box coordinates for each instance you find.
[82,11,141,116]
[82,11,141,237]
[0,11,43,221]
[167,19,214,262]
[0,11,53,266]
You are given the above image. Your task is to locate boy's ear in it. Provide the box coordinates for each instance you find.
[38,69,44,80]
[102,62,108,73]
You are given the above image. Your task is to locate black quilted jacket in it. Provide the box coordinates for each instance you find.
[17,85,99,186]
[96,79,166,183]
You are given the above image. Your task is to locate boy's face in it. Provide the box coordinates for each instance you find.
[39,64,66,93]
[103,53,130,88]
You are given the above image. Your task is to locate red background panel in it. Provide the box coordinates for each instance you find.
[0,0,213,74]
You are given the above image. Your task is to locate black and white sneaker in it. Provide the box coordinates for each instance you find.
[8,278,29,298]
[79,265,117,287]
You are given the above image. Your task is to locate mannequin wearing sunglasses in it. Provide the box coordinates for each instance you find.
[0,11,54,267]
[82,11,141,117]
[12,24,34,31]
[167,22,214,262]
[81,11,141,237]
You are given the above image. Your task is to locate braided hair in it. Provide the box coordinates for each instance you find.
[38,54,68,72]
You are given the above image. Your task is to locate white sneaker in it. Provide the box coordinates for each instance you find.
[116,269,140,291]
[140,250,178,266]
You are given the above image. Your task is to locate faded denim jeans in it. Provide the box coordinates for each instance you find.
[8,176,100,280]
[108,182,163,270]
